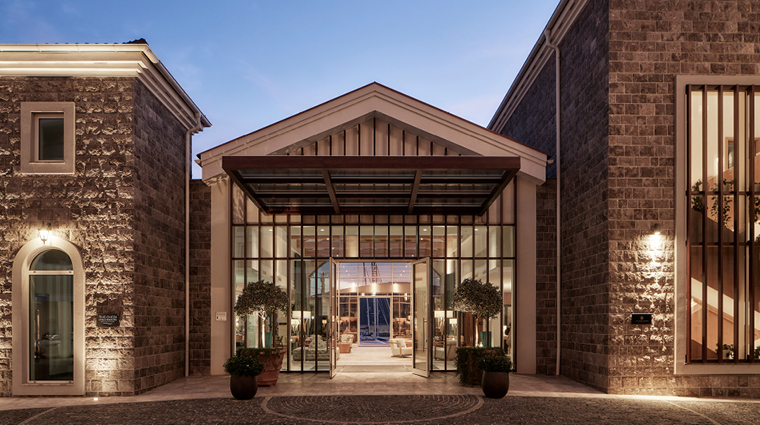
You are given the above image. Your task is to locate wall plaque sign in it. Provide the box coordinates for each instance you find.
[631,313,652,325]
[97,314,120,328]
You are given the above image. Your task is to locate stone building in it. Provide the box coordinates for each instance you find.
[3,0,760,401]
[0,42,209,396]
[490,0,760,396]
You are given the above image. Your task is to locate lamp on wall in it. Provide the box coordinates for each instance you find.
[39,229,49,244]
[651,223,661,235]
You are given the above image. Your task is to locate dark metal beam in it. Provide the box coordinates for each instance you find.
[322,170,341,214]
[223,155,521,171]
[477,168,518,215]
[226,170,270,214]
[408,170,422,214]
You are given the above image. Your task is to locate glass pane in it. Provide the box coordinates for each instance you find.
[234,260,247,348]
[689,247,703,361]
[375,226,388,257]
[461,226,473,258]
[413,261,428,374]
[446,226,458,258]
[345,226,359,258]
[261,226,274,258]
[432,226,445,257]
[275,227,288,258]
[474,226,487,257]
[503,226,515,258]
[30,274,73,381]
[317,226,330,258]
[30,250,72,271]
[389,226,403,257]
[360,226,373,258]
[232,227,245,258]
[303,226,316,258]
[461,259,473,280]
[331,226,344,258]
[489,227,501,258]
[404,226,417,257]
[419,226,431,257]
[690,89,703,187]
[289,226,301,258]
[432,260,447,371]
[487,259,501,349]
[316,261,330,371]
[502,260,514,360]
[38,117,64,161]
[474,260,487,282]
[246,227,259,258]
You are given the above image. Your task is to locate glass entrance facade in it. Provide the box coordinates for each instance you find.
[231,183,516,372]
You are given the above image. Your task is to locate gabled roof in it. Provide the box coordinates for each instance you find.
[197,82,547,184]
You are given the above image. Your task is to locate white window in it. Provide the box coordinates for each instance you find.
[20,102,75,174]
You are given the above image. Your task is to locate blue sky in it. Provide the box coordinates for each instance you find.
[2,0,559,177]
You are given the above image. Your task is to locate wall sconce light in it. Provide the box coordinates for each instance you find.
[651,223,661,235]
[39,229,49,244]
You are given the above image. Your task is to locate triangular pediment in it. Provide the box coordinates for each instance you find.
[198,83,547,183]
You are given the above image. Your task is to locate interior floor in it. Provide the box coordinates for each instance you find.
[338,346,410,366]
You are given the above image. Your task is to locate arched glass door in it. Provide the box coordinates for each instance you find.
[28,249,74,382]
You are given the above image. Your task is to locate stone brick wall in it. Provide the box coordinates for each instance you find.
[499,0,611,390]
[499,59,557,178]
[189,180,211,375]
[0,77,137,396]
[535,178,557,375]
[607,0,760,396]
[556,0,611,392]
[131,80,187,394]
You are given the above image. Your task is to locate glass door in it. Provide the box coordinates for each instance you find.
[411,258,432,377]
[329,258,338,378]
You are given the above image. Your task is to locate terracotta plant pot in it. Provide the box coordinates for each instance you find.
[481,371,509,399]
[257,349,287,386]
[230,374,258,400]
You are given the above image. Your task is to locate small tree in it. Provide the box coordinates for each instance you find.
[451,278,501,347]
[234,280,289,348]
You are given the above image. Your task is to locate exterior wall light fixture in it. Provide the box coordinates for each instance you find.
[39,229,49,244]
[651,223,661,235]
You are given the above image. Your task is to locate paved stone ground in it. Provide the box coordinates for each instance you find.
[2,395,759,425]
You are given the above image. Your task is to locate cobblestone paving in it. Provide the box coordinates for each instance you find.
[1,396,759,425]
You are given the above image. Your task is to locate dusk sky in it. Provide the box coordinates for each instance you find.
[2,0,560,177]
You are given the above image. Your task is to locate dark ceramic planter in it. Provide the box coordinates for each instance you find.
[481,371,509,399]
[230,374,258,400]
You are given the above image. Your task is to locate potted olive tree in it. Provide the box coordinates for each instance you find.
[452,278,502,386]
[224,349,265,400]
[478,354,512,398]
[234,279,289,386]
[451,278,501,347]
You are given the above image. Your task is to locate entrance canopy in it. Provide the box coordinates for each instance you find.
[223,155,519,216]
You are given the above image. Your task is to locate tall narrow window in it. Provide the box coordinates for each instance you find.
[36,116,65,161]
[687,84,760,363]
[28,249,74,381]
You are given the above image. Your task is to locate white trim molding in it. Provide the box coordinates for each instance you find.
[0,44,210,132]
[198,83,548,185]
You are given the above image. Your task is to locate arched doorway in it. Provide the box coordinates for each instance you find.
[12,237,84,395]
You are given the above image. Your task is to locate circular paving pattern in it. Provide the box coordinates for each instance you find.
[262,395,483,424]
